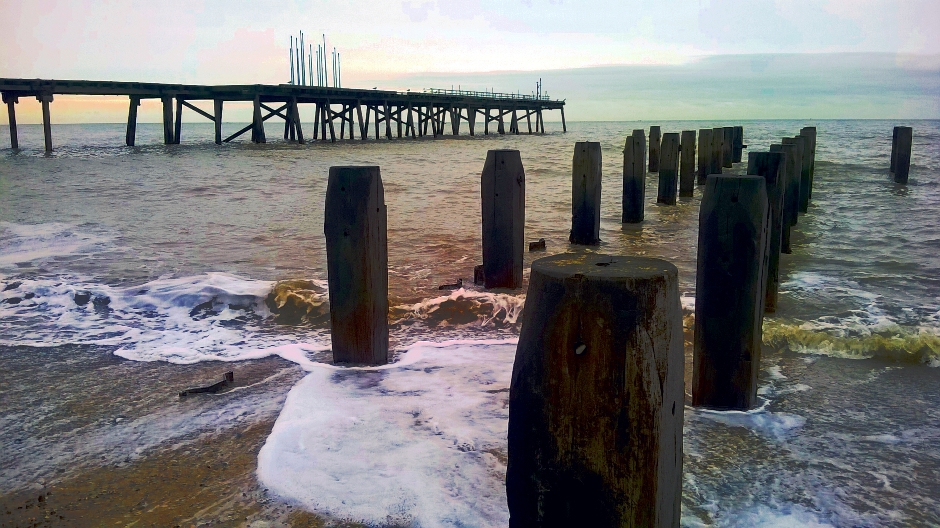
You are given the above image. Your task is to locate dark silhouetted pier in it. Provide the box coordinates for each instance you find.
[1,78,567,151]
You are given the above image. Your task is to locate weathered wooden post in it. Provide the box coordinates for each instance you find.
[38,94,53,152]
[890,127,900,175]
[174,97,183,144]
[782,137,804,219]
[290,97,305,144]
[162,96,174,144]
[214,100,223,145]
[794,135,810,213]
[570,142,602,245]
[622,129,646,223]
[2,94,17,149]
[711,127,723,175]
[891,126,912,184]
[748,152,786,313]
[482,150,526,289]
[697,128,712,185]
[679,130,696,197]
[692,175,768,410]
[507,252,684,528]
[722,127,734,168]
[732,126,744,163]
[770,143,797,253]
[125,96,139,147]
[799,127,816,198]
[252,95,267,144]
[648,126,662,172]
[324,166,389,365]
[657,132,680,205]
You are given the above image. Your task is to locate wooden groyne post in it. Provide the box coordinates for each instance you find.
[721,127,734,168]
[3,93,18,149]
[693,175,768,410]
[482,149,526,289]
[782,136,804,217]
[570,142,602,245]
[622,129,646,223]
[324,166,389,365]
[507,253,684,527]
[732,126,744,163]
[800,127,817,195]
[710,127,723,176]
[794,135,811,213]
[748,152,786,313]
[770,142,798,254]
[891,126,913,184]
[697,128,712,185]
[649,126,662,173]
[657,132,680,205]
[679,130,696,197]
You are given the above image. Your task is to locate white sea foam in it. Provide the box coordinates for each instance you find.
[692,406,806,441]
[0,221,113,268]
[257,340,517,527]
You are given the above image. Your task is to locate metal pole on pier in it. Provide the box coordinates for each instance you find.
[290,36,295,85]
[300,32,306,86]
[309,44,313,88]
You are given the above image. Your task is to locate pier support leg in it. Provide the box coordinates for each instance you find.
[324,165,389,365]
[622,129,646,223]
[648,126,661,172]
[537,109,544,133]
[722,127,734,168]
[39,94,53,152]
[507,252,684,528]
[468,107,476,136]
[679,130,696,197]
[252,95,266,144]
[357,103,367,140]
[697,129,712,185]
[327,102,336,142]
[892,126,912,184]
[526,110,532,134]
[657,132,680,205]
[125,96,139,147]
[3,94,18,149]
[481,149,525,289]
[748,151,786,313]
[484,108,490,135]
[560,106,566,132]
[569,142,602,245]
[174,97,183,144]
[511,109,518,135]
[162,96,173,144]
[732,126,744,163]
[214,100,223,145]
[292,97,305,144]
[384,102,392,139]
[497,108,505,135]
[693,175,769,410]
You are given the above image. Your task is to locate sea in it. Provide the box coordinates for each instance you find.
[1,119,939,527]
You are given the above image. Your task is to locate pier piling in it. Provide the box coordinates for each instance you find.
[891,126,912,184]
[697,128,712,185]
[693,175,769,410]
[658,132,680,205]
[507,252,684,528]
[174,97,183,144]
[125,96,139,147]
[214,100,223,145]
[570,142,602,245]
[679,130,696,197]
[3,94,17,149]
[747,151,786,313]
[162,96,174,144]
[622,129,647,223]
[732,126,744,163]
[39,94,53,152]
[324,166,389,365]
[481,150,526,289]
[649,126,662,172]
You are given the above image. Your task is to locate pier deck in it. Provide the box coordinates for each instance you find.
[0,78,566,151]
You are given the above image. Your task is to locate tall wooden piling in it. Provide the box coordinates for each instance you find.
[324,166,389,365]
[174,97,183,145]
[658,132,680,205]
[711,127,723,175]
[890,127,900,175]
[732,126,744,163]
[799,127,816,198]
[3,94,17,149]
[649,126,662,172]
[39,94,53,152]
[697,128,712,185]
[748,151,786,313]
[693,175,769,410]
[622,129,647,223]
[781,137,804,220]
[125,96,139,147]
[507,252,684,528]
[481,150,526,289]
[722,127,734,168]
[252,95,266,144]
[570,142,602,245]
[162,96,174,144]
[679,130,696,197]
[794,135,810,213]
[891,126,912,184]
[770,143,797,254]
[213,100,223,145]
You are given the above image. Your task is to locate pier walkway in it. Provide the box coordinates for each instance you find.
[0,78,566,151]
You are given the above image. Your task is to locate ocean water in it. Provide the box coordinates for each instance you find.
[1,120,939,526]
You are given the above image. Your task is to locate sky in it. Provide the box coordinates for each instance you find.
[1,0,939,121]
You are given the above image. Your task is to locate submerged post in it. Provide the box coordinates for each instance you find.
[697,128,712,185]
[799,127,817,198]
[3,94,17,149]
[481,150,526,289]
[679,130,696,197]
[174,97,183,145]
[648,125,662,172]
[693,175,768,410]
[657,132,680,205]
[252,95,266,144]
[214,100,223,145]
[782,136,804,218]
[570,142,602,245]
[732,126,744,163]
[125,96,139,147]
[890,127,900,175]
[722,127,734,168]
[507,252,684,527]
[892,126,913,184]
[748,151,786,313]
[39,94,53,152]
[794,135,810,213]
[622,129,646,223]
[324,166,389,365]
[770,143,797,253]
[162,96,174,144]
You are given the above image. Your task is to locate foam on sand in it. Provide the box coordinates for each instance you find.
[257,340,517,527]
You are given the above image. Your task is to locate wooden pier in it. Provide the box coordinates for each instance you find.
[0,78,567,151]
